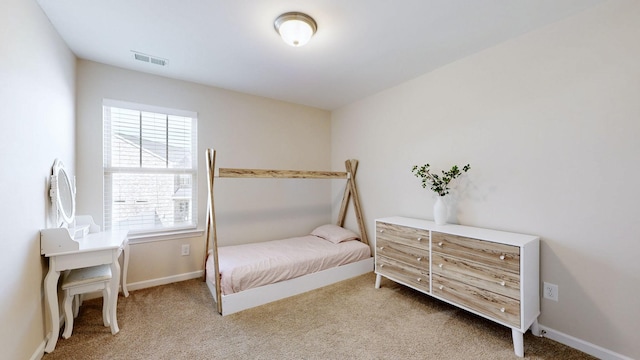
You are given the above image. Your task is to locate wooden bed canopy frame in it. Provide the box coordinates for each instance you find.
[204,148,371,315]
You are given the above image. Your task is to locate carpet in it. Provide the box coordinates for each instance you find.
[42,273,594,359]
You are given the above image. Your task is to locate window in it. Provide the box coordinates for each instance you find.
[103,99,197,235]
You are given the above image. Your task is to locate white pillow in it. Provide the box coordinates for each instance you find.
[311,224,359,244]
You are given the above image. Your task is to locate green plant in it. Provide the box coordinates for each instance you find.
[411,163,470,196]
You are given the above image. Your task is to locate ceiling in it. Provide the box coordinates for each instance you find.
[37,0,604,110]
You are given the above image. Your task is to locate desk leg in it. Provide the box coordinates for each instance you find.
[122,243,130,297]
[109,254,121,334]
[44,259,60,353]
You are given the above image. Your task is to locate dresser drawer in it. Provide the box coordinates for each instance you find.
[431,253,520,300]
[376,255,430,293]
[376,238,429,269]
[432,232,520,273]
[376,222,430,251]
[433,274,520,327]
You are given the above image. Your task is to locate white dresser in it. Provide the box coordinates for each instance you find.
[374,216,540,357]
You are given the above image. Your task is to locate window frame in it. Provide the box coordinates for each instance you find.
[102,99,198,238]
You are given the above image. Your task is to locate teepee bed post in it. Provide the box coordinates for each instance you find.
[338,159,368,245]
[203,149,372,315]
[204,149,222,314]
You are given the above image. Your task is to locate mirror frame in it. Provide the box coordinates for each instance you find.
[51,159,76,227]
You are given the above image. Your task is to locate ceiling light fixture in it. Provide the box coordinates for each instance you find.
[274,12,317,47]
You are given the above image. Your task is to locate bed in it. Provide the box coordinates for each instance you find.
[204,149,373,315]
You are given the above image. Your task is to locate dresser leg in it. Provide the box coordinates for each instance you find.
[375,274,382,288]
[530,319,541,336]
[512,329,524,357]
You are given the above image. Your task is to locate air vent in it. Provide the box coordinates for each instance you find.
[150,57,166,66]
[133,53,150,62]
[132,51,168,67]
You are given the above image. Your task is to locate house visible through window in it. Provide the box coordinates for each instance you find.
[103,99,197,235]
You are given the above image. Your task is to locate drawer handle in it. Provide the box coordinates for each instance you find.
[438,285,444,290]
[499,255,505,260]
[417,277,422,282]
[379,246,385,250]
[500,281,506,286]
[500,307,506,313]
[416,257,422,261]
[379,229,384,233]
[438,264,443,268]
[438,242,443,247]
[417,237,422,241]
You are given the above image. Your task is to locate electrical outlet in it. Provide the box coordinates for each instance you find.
[543,282,558,301]
[181,244,190,256]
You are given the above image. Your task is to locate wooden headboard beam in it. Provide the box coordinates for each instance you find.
[218,168,347,179]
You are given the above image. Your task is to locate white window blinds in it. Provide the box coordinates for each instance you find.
[103,99,197,234]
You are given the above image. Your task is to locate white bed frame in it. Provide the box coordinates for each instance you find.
[206,257,373,316]
[204,149,371,315]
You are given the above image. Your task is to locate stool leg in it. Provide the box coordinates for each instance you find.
[73,294,80,318]
[102,284,111,327]
[62,291,74,339]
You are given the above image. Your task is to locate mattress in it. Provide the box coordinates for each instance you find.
[206,235,371,295]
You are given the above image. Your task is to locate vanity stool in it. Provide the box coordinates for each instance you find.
[61,264,112,339]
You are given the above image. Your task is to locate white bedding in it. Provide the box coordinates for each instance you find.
[206,235,371,295]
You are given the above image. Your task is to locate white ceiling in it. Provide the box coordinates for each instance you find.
[37,0,604,110]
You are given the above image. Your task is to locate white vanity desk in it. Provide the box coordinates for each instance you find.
[41,218,129,353]
[41,159,130,353]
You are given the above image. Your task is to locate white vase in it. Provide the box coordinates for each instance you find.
[433,196,448,225]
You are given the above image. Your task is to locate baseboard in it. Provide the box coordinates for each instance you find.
[81,271,204,301]
[538,325,633,360]
[30,339,46,360]
[125,270,204,292]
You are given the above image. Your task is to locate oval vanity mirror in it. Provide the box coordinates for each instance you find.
[51,159,76,227]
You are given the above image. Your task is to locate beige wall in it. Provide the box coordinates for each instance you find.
[11,0,638,358]
[0,0,76,359]
[332,1,640,358]
[75,60,333,285]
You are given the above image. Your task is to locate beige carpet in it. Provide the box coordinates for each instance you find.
[43,273,594,359]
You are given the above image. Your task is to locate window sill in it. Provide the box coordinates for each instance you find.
[127,228,205,244]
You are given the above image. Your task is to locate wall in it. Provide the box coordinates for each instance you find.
[75,60,332,285]
[0,0,76,359]
[331,0,640,358]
